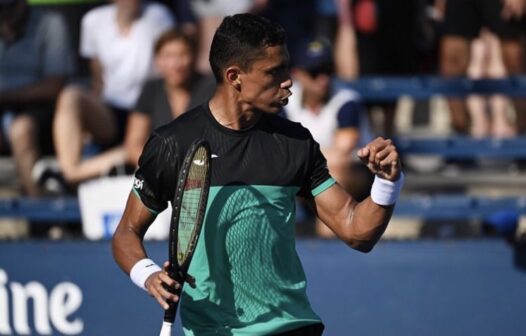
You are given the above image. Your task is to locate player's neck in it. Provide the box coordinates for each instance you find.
[209,92,261,131]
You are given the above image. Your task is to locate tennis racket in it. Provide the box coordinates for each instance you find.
[159,139,212,336]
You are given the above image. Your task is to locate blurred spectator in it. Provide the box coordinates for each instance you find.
[352,0,421,137]
[334,0,359,80]
[125,28,215,166]
[314,0,339,41]
[29,0,103,77]
[169,0,198,36]
[189,0,268,75]
[41,0,173,192]
[467,29,517,138]
[0,0,73,196]
[283,37,372,237]
[260,0,316,66]
[439,0,525,134]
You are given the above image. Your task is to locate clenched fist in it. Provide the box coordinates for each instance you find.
[357,137,402,182]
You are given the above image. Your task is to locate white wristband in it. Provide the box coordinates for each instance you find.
[130,258,161,291]
[370,172,405,206]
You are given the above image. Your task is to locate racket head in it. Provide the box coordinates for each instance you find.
[164,139,211,324]
[171,139,211,272]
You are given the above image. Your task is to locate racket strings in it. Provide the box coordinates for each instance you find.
[177,146,209,266]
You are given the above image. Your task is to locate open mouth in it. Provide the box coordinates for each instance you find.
[278,98,289,106]
[278,92,292,106]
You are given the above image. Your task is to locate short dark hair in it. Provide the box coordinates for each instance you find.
[154,28,197,56]
[209,13,286,83]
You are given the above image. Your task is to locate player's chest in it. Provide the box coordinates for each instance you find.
[206,135,306,188]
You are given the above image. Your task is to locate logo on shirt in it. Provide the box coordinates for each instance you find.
[134,178,144,190]
[211,154,219,158]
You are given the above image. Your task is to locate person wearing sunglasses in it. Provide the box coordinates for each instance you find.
[282,37,372,238]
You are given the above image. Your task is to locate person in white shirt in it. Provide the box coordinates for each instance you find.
[1,0,74,196]
[283,37,372,237]
[45,0,173,191]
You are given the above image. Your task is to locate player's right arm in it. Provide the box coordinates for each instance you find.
[113,132,182,309]
[112,193,181,310]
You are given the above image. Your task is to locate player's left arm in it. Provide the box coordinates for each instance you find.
[312,137,403,252]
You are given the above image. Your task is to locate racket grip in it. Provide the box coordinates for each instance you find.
[159,321,173,336]
[163,301,178,324]
[163,269,185,322]
[163,271,183,323]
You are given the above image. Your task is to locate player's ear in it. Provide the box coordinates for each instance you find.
[225,66,242,91]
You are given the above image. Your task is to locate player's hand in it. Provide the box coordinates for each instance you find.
[357,137,401,182]
[144,261,196,310]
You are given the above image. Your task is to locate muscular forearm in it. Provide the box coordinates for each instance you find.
[314,183,392,252]
[113,194,183,309]
[314,137,403,252]
[0,77,66,106]
[112,222,149,275]
[343,170,404,251]
[346,197,394,252]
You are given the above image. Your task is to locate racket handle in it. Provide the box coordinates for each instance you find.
[163,270,183,323]
[159,321,173,336]
[163,300,178,324]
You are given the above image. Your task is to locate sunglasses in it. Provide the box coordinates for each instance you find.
[307,65,333,78]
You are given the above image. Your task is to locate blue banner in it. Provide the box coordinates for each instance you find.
[0,240,525,335]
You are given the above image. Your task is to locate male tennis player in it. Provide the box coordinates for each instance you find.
[113,13,404,335]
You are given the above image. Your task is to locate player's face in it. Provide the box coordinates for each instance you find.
[238,45,293,113]
[155,39,194,87]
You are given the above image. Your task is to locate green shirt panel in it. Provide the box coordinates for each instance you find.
[180,185,321,335]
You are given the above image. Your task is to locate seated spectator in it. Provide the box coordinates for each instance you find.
[467,29,516,138]
[440,0,525,134]
[125,28,215,166]
[352,0,420,137]
[313,0,360,82]
[282,37,371,237]
[170,0,198,36]
[189,0,268,75]
[0,0,73,196]
[45,0,173,191]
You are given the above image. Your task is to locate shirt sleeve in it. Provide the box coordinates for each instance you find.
[299,131,336,199]
[337,100,361,129]
[133,132,179,214]
[134,80,155,115]
[40,13,74,77]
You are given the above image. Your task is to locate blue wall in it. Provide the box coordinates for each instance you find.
[0,240,524,335]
